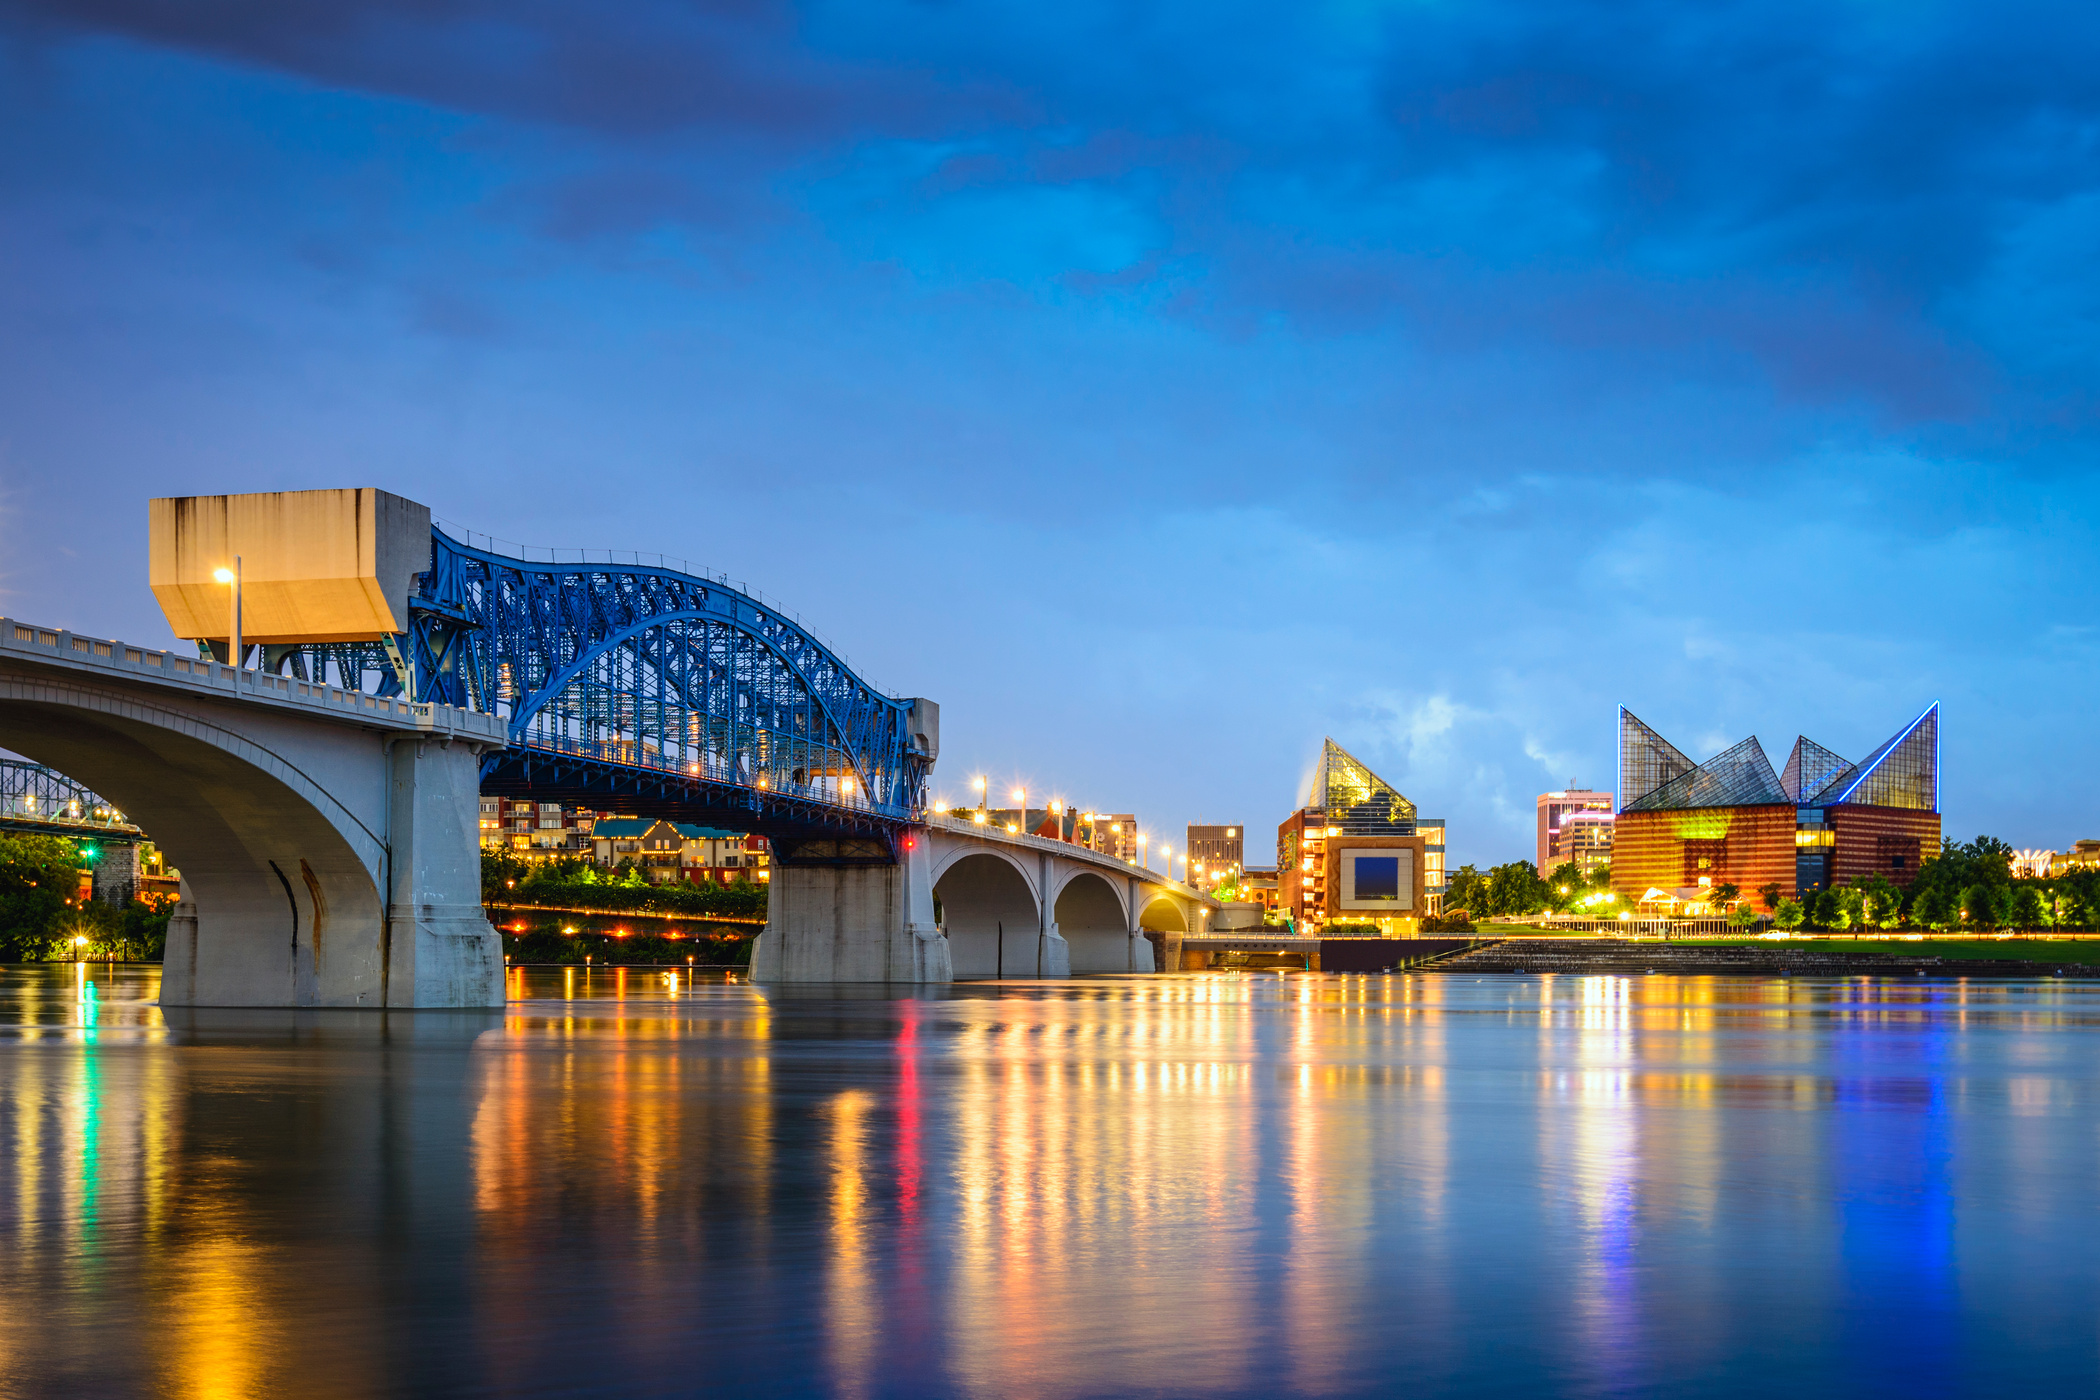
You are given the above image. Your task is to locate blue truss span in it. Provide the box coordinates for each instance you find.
[283,528,935,849]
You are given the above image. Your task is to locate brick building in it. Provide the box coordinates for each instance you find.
[1278,739,1444,934]
[1612,704,1940,909]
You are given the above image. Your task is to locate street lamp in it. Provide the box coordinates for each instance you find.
[1138,832,1148,871]
[973,774,987,819]
[213,558,242,669]
[1011,786,1026,836]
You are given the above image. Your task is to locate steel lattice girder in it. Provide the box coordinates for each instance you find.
[277,529,929,842]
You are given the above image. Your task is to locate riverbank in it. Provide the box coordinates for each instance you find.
[1434,936,2100,977]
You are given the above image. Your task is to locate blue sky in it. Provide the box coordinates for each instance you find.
[2,0,2097,865]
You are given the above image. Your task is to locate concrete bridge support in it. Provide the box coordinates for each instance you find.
[750,836,950,983]
[1,621,506,1008]
[752,818,1208,983]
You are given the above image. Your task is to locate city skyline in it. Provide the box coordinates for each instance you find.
[4,4,2098,864]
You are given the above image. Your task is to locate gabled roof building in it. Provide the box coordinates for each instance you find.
[1613,703,1940,904]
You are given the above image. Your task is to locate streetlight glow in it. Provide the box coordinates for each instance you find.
[213,567,235,584]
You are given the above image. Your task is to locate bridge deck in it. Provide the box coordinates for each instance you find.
[926,813,1213,900]
[2,618,505,744]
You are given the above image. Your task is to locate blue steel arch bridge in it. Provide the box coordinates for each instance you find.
[0,759,141,840]
[254,528,933,859]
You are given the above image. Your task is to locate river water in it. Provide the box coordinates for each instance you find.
[3,964,2098,1398]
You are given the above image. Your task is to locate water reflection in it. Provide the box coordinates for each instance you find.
[3,968,2100,1395]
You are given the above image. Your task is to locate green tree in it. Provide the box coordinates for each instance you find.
[0,832,88,960]
[1711,881,1741,908]
[1444,864,1485,916]
[1961,883,1998,930]
[1774,897,1805,931]
[1728,903,1759,929]
[2008,884,2047,930]
[1544,862,1586,911]
[1914,884,1957,930]
[1482,860,1547,918]
[1757,881,1783,913]
[1856,875,1901,930]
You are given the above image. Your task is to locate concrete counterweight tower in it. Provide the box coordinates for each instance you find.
[122,488,503,1008]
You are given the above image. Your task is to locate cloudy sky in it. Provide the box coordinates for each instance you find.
[2,0,2096,865]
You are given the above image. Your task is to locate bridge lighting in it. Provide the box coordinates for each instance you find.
[213,568,235,584]
[973,811,987,825]
[840,777,854,794]
[1006,822,1019,834]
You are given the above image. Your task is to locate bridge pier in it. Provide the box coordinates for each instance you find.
[750,833,951,983]
[3,618,506,1009]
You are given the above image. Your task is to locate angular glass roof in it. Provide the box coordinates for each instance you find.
[1807,703,1939,811]
[1308,738,1416,833]
[1624,735,1788,812]
[1780,737,1850,803]
[1618,708,1696,810]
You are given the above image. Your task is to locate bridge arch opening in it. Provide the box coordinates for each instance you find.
[1138,895,1188,934]
[934,852,1039,979]
[1057,871,1133,974]
[0,686,385,1006]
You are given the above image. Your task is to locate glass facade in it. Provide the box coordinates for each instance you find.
[1807,704,1938,811]
[1780,737,1850,803]
[1618,708,1696,810]
[1311,739,1416,834]
[1624,734,1787,812]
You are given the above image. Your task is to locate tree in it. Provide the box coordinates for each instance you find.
[1728,903,1758,929]
[1856,875,1901,930]
[1482,860,1547,918]
[1544,862,1586,911]
[1444,864,1485,915]
[1758,881,1783,913]
[1914,884,1957,930]
[2009,884,2047,930]
[1774,897,1805,931]
[1711,881,1741,908]
[0,832,88,960]
[1961,883,1997,930]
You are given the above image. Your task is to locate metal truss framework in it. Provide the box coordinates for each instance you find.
[0,759,140,838]
[273,530,931,848]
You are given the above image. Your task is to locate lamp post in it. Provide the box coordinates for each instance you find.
[1011,787,1026,836]
[974,775,987,820]
[1138,832,1148,871]
[1159,843,1173,881]
[213,558,242,670]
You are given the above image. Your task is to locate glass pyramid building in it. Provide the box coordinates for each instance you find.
[1308,738,1417,834]
[1619,705,1938,814]
[1612,703,1941,901]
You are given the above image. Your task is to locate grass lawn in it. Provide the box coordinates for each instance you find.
[1672,937,2100,964]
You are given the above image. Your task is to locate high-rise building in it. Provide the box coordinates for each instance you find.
[1085,813,1140,863]
[1277,739,1446,934]
[1613,703,1941,907]
[1558,809,1614,878]
[1537,789,1614,876]
[1185,824,1244,890]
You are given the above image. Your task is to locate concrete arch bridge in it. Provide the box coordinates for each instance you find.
[753,813,1210,981]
